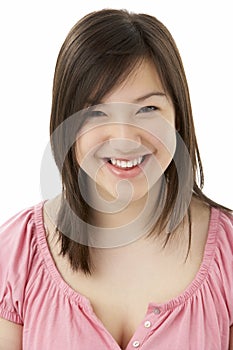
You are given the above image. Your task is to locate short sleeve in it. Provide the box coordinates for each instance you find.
[0,206,36,325]
[216,210,233,325]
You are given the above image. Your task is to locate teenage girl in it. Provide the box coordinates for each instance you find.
[0,9,232,350]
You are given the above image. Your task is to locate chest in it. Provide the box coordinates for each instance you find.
[43,201,210,350]
[63,255,202,350]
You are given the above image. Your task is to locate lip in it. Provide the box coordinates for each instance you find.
[107,155,143,162]
[103,154,150,179]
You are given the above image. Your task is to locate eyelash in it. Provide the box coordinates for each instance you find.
[136,106,158,114]
[85,110,107,118]
[85,105,158,118]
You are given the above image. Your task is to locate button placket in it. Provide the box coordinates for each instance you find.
[130,306,163,348]
[144,320,151,328]
[153,307,161,315]
[130,311,158,348]
[132,340,140,348]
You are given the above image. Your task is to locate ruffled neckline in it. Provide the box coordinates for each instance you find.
[34,201,219,313]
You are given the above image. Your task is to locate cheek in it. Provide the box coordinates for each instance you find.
[144,127,176,174]
[75,139,84,165]
[156,140,174,168]
[75,131,99,164]
[144,128,176,156]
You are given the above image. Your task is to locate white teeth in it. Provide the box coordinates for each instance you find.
[109,156,144,168]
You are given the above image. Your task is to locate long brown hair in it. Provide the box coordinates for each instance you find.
[50,9,231,275]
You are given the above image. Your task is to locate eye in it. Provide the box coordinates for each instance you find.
[85,110,107,118]
[136,106,158,114]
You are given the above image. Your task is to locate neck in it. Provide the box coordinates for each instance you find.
[85,177,165,249]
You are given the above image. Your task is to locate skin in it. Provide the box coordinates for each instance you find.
[1,57,233,350]
[75,59,176,230]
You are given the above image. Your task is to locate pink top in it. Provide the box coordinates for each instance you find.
[0,201,233,350]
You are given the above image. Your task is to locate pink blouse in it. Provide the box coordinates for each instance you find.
[0,201,233,350]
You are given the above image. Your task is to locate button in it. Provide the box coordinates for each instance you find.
[132,340,140,348]
[154,307,161,315]
[144,320,151,328]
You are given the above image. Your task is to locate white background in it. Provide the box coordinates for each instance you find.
[0,0,232,223]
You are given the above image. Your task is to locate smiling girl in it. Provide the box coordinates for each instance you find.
[0,9,232,350]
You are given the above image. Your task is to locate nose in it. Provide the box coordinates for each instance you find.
[108,123,142,154]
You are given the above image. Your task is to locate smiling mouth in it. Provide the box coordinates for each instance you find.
[106,155,146,169]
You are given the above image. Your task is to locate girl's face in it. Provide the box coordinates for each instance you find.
[75,60,176,203]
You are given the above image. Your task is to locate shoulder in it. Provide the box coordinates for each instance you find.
[0,201,47,277]
[215,207,233,253]
[0,202,45,252]
[191,198,233,323]
[208,205,233,323]
[0,201,45,324]
[190,196,232,240]
[188,197,232,263]
[218,207,233,230]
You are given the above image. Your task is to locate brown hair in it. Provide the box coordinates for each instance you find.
[50,8,231,275]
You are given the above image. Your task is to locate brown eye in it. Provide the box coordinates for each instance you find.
[86,110,107,118]
[136,106,158,114]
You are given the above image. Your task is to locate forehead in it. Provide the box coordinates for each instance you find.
[101,59,165,104]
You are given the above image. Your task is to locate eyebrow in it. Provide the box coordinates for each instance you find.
[133,92,166,103]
